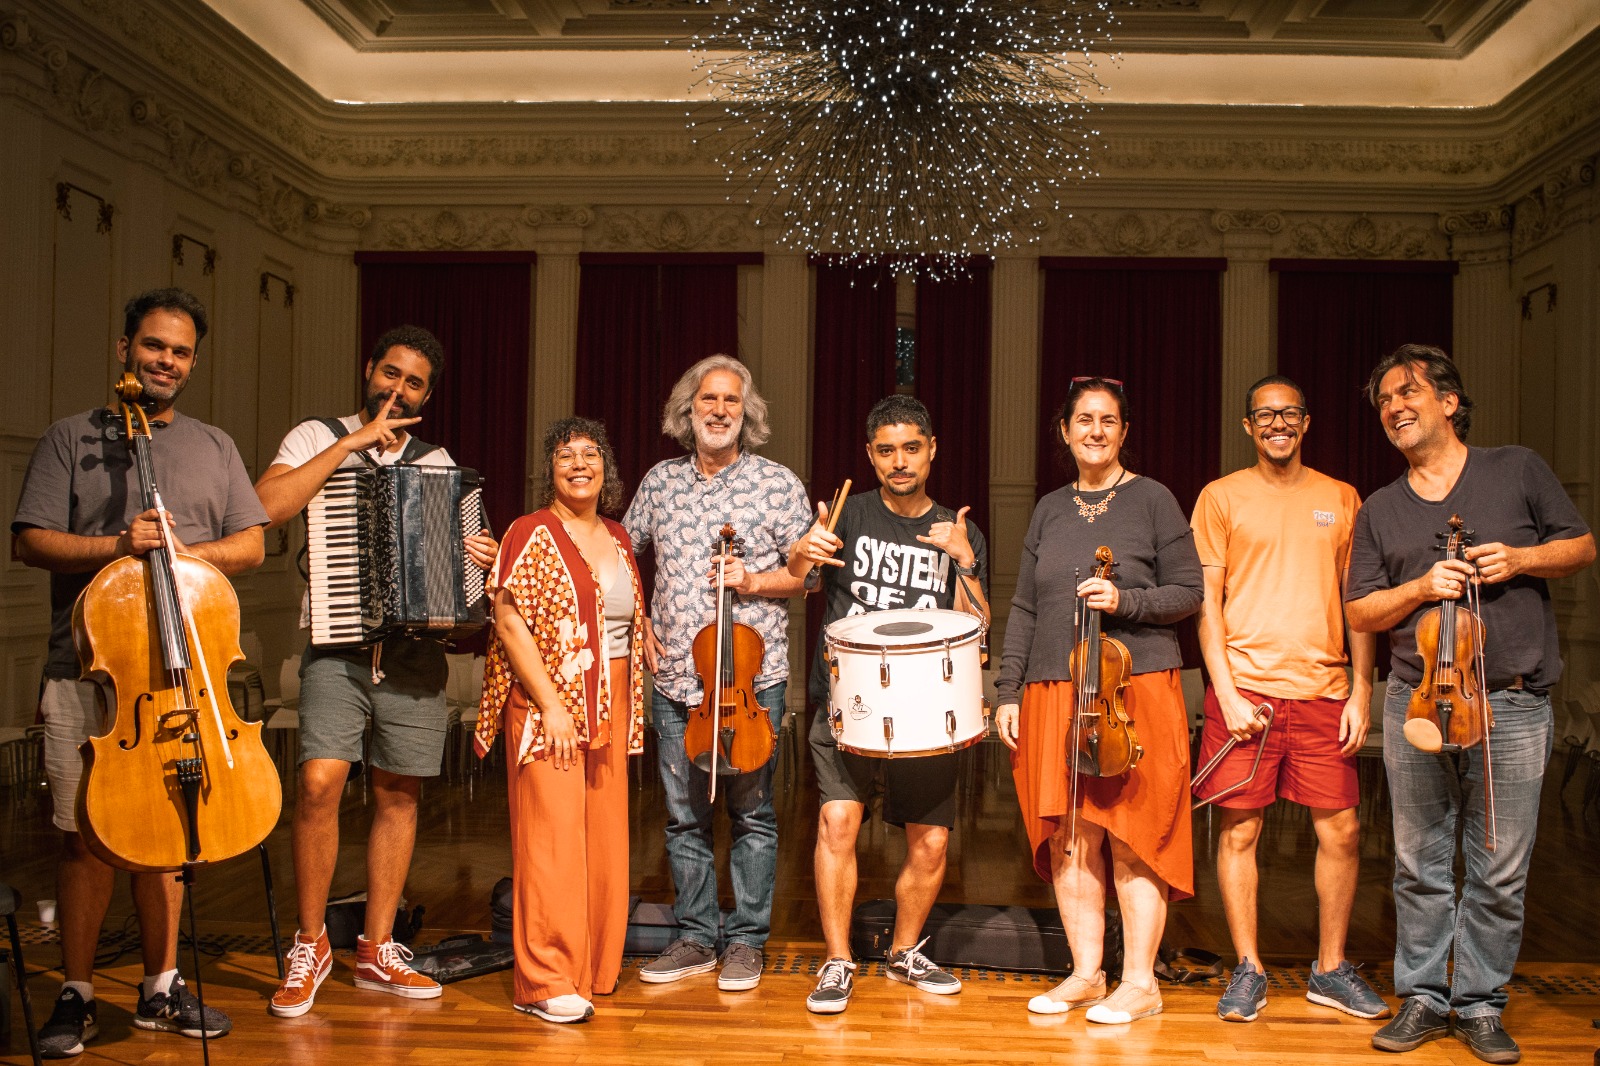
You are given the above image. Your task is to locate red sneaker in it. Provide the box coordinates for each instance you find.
[354,935,441,999]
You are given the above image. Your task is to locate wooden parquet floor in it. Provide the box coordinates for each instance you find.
[3,732,1599,1063]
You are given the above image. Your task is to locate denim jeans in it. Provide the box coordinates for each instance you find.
[652,682,785,950]
[1383,676,1553,1018]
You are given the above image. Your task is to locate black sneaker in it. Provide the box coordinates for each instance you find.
[39,988,98,1059]
[134,976,233,1039]
[1372,997,1451,1053]
[1454,1015,1521,1064]
[885,938,961,995]
[805,958,857,1015]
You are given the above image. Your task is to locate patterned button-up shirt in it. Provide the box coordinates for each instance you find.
[623,451,812,703]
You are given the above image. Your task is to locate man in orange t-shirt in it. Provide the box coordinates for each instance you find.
[1191,375,1384,1026]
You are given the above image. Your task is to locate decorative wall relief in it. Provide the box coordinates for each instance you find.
[1211,210,1284,235]
[377,210,521,250]
[1042,211,1214,256]
[1287,214,1437,258]
[595,208,756,251]
[1509,154,1596,256]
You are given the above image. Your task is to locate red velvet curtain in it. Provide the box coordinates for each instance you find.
[915,259,992,530]
[809,258,899,503]
[1038,258,1225,671]
[574,256,747,502]
[1038,259,1225,513]
[1273,260,1456,502]
[356,254,532,537]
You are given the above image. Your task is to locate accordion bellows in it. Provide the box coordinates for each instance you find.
[307,465,489,648]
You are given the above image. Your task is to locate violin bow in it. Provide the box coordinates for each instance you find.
[1466,552,1496,851]
[708,539,727,803]
[1066,566,1082,857]
[123,391,236,770]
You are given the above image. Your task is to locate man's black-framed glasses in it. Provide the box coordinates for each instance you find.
[1248,405,1307,427]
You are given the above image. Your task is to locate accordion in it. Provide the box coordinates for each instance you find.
[306,464,489,648]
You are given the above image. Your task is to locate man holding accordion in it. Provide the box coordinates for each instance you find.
[255,324,496,1019]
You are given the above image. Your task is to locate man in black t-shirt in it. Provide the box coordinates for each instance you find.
[786,395,990,1015]
[1345,345,1593,1065]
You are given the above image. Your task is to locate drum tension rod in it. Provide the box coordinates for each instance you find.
[942,639,953,681]
[879,647,890,687]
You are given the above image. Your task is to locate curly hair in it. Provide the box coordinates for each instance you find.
[661,354,771,452]
[539,416,625,516]
[865,394,932,441]
[1364,343,1473,442]
[369,324,446,389]
[122,288,209,350]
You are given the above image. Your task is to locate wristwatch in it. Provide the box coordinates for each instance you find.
[954,560,978,577]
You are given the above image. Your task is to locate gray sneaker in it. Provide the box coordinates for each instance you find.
[717,943,764,992]
[1307,960,1391,1019]
[805,958,857,1015]
[638,937,718,984]
[885,938,961,995]
[1217,957,1267,1022]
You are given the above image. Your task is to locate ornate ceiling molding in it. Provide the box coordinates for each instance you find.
[1211,210,1285,235]
[375,210,521,250]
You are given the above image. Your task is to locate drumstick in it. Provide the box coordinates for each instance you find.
[805,479,851,587]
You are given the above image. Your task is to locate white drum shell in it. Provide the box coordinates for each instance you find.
[824,608,988,758]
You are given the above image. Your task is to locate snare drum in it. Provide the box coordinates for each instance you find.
[823,608,988,758]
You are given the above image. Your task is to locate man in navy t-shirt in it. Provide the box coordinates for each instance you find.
[1345,344,1593,1064]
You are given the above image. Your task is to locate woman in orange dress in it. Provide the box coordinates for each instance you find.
[994,377,1202,1024]
[474,417,645,1023]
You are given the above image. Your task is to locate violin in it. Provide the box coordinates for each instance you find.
[1406,512,1495,848]
[71,374,282,872]
[1067,546,1143,780]
[685,523,773,801]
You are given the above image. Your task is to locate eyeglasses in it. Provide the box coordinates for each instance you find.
[1248,406,1307,427]
[1072,376,1125,387]
[554,449,602,468]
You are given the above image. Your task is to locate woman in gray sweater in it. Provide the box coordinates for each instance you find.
[995,377,1202,1025]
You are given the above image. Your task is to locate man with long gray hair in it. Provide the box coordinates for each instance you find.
[623,354,811,993]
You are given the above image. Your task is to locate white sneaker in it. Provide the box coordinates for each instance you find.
[516,994,594,1024]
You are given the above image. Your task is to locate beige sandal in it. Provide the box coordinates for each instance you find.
[1027,970,1108,1015]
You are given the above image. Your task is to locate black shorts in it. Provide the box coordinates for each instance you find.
[808,704,959,829]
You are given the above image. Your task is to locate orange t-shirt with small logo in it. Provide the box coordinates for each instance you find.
[1191,467,1362,701]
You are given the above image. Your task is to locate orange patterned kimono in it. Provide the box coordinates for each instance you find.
[473,509,646,1005]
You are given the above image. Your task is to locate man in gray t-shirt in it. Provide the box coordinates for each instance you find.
[1345,345,1593,1063]
[11,288,265,1055]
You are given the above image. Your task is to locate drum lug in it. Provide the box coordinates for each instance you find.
[942,639,953,681]
[945,709,957,750]
[879,647,890,687]
[828,705,842,739]
[883,716,894,756]
[828,653,839,680]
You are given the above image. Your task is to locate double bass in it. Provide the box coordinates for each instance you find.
[1405,512,1495,849]
[1064,547,1143,851]
[685,523,774,801]
[72,374,282,872]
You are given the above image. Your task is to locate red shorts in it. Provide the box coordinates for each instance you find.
[1192,686,1359,811]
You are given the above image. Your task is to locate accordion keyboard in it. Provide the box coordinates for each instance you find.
[306,469,367,647]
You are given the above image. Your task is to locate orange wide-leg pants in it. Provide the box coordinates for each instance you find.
[503,657,631,1003]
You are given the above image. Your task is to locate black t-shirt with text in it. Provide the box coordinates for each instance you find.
[1344,446,1589,691]
[807,490,990,707]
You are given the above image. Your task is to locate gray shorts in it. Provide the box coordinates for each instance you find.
[39,677,110,833]
[298,642,449,777]
[808,703,959,829]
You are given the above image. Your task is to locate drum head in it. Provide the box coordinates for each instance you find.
[825,608,981,650]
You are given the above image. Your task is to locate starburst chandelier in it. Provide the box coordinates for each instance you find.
[692,1,1115,276]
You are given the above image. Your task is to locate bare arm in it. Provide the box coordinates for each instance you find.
[254,401,420,529]
[1347,557,1475,633]
[717,555,808,600]
[1195,565,1266,740]
[1466,533,1596,583]
[15,515,263,576]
